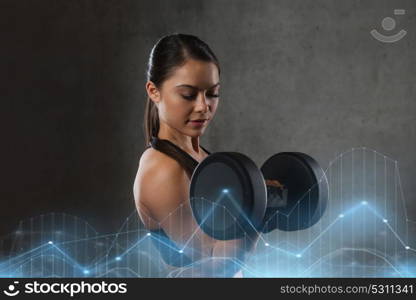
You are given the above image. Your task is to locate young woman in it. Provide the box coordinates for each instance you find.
[133,33,258,277]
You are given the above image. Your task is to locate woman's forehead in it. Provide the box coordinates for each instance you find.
[167,59,219,89]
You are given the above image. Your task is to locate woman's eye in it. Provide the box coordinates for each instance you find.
[182,95,196,100]
[181,94,219,100]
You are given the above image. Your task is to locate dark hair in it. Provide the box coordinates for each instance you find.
[144,33,220,146]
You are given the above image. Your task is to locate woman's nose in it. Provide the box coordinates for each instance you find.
[195,94,209,113]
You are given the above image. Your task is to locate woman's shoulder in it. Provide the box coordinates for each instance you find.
[133,148,189,228]
[134,148,188,202]
[138,147,184,173]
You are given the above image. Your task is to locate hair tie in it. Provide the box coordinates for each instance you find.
[150,136,158,147]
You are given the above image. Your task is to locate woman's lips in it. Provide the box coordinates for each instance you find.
[188,119,207,127]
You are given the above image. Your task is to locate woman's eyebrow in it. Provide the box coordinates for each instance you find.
[175,83,220,90]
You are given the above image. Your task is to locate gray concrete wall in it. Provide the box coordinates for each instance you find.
[2,0,415,237]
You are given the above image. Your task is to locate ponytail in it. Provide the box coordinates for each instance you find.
[144,96,159,147]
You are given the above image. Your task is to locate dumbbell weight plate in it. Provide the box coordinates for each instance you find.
[260,152,328,233]
[189,152,267,240]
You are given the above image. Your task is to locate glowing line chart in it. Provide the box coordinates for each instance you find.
[0,147,415,277]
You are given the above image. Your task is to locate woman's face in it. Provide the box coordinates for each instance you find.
[149,59,220,138]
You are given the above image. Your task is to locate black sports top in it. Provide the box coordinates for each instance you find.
[143,136,211,267]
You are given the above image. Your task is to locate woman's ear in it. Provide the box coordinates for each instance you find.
[145,81,161,106]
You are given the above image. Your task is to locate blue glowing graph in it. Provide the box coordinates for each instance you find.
[0,147,415,277]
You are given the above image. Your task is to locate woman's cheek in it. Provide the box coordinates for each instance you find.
[210,102,218,116]
[168,99,185,120]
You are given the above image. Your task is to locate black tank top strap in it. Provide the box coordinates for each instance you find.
[156,137,211,160]
[147,136,211,177]
[149,136,211,155]
[200,145,211,156]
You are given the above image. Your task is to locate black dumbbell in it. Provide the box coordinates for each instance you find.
[189,152,328,240]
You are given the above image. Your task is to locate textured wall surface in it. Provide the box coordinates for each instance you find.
[2,0,415,237]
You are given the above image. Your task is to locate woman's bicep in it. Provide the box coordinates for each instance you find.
[134,160,214,257]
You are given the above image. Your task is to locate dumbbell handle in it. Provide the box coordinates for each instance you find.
[259,179,289,233]
[265,179,288,208]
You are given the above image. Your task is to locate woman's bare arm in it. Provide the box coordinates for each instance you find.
[133,151,216,260]
[133,150,258,276]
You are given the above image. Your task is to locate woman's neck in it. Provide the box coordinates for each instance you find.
[157,124,201,154]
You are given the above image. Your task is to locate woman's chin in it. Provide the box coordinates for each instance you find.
[185,129,205,138]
